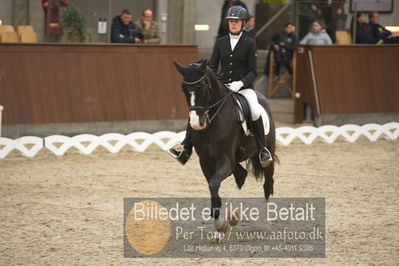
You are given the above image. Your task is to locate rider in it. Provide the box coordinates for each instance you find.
[169,5,272,167]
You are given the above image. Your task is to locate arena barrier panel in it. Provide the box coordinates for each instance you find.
[0,105,3,137]
[0,123,398,159]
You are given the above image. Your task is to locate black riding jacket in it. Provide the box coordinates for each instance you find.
[209,32,257,89]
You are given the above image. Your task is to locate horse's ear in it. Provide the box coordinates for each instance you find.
[199,59,207,74]
[173,61,187,76]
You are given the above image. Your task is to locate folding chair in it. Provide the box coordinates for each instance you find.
[335,31,351,45]
[0,25,15,42]
[1,31,19,43]
[17,25,34,34]
[267,50,296,99]
[20,31,38,43]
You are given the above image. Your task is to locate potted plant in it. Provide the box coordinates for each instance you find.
[62,6,87,43]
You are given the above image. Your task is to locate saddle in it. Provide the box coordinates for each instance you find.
[232,92,271,136]
[232,93,253,136]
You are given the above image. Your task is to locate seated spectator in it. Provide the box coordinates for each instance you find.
[266,23,297,78]
[300,20,332,45]
[369,12,399,44]
[135,9,161,44]
[352,12,382,44]
[243,15,255,39]
[111,9,143,43]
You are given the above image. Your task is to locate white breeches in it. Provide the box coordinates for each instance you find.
[238,89,262,121]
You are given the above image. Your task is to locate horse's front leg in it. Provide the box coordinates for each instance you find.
[207,158,232,233]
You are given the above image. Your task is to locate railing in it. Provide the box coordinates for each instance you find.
[0,105,3,137]
[255,3,293,39]
[0,123,398,158]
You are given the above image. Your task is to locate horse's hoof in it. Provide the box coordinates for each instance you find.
[214,219,228,233]
[215,232,223,243]
[227,210,239,226]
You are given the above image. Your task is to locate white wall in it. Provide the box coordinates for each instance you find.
[156,0,168,43]
[0,0,12,25]
[28,0,44,41]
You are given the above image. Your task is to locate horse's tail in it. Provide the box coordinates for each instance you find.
[249,155,263,181]
[249,155,278,200]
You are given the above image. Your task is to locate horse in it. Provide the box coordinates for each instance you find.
[173,59,278,235]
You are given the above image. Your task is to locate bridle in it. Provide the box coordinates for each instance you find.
[183,75,233,124]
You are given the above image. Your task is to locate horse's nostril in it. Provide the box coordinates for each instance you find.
[198,116,207,128]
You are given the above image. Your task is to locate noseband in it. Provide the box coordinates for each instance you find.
[183,75,233,124]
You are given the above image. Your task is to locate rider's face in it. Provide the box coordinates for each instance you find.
[229,19,243,34]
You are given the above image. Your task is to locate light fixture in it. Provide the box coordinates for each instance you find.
[194,24,210,31]
[385,26,399,32]
[386,26,399,36]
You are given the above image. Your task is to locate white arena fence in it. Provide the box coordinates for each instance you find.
[0,122,398,159]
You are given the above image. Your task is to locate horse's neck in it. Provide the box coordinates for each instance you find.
[206,68,227,101]
[205,67,237,133]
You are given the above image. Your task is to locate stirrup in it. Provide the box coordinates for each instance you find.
[259,147,272,168]
[168,148,191,165]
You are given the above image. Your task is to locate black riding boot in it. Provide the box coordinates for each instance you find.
[168,125,193,165]
[252,117,273,168]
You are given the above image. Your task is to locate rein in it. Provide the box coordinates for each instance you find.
[183,75,233,124]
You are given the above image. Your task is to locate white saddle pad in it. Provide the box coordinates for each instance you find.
[236,100,270,136]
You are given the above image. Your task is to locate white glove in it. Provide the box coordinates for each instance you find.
[228,81,244,92]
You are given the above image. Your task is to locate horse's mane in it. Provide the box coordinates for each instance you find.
[205,65,224,92]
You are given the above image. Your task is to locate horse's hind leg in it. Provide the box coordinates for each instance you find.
[263,162,275,200]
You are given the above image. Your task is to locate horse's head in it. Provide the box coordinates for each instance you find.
[174,60,211,130]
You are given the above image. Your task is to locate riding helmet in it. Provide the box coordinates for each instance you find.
[225,5,248,21]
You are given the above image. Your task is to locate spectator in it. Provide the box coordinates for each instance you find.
[217,0,248,39]
[316,8,326,28]
[266,23,297,78]
[319,0,347,42]
[135,9,161,44]
[352,12,381,44]
[332,7,347,31]
[111,9,143,43]
[369,12,399,44]
[243,15,255,39]
[298,3,318,40]
[300,20,332,45]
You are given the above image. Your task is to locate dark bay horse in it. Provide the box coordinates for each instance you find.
[174,60,278,233]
